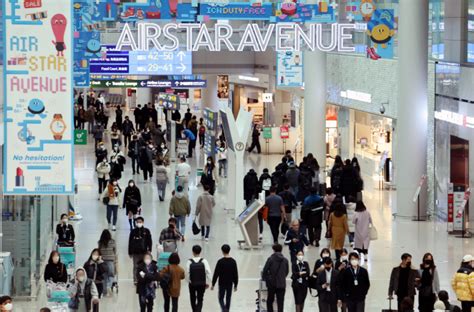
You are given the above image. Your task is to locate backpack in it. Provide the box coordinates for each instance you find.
[199,125,205,135]
[262,178,272,191]
[189,258,206,286]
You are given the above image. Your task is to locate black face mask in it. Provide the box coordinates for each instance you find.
[424,260,433,265]
[325,266,332,271]
[406,262,412,268]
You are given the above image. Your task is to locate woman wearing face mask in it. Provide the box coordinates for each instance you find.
[0,296,13,312]
[155,159,169,202]
[136,252,160,312]
[109,144,125,181]
[69,267,99,312]
[96,157,111,197]
[100,179,122,231]
[123,179,142,231]
[417,253,439,312]
[201,156,218,195]
[110,124,121,148]
[291,251,310,312]
[217,141,228,178]
[83,249,108,298]
[98,230,118,294]
[56,214,75,246]
[44,251,68,284]
[313,248,332,275]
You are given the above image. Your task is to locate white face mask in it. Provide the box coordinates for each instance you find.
[136,223,143,228]
[341,256,348,261]
[77,275,85,282]
[53,256,60,263]
[144,259,152,265]
[3,303,12,311]
[129,183,134,187]
[62,219,68,224]
[322,253,330,258]
[113,182,118,186]
[296,255,304,262]
[207,160,211,164]
[92,255,99,261]
[350,259,359,267]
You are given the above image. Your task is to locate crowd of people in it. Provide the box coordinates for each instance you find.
[27,97,474,312]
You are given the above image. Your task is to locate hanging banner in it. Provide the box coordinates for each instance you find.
[3,0,74,194]
[277,51,303,87]
[367,9,395,59]
[199,2,273,21]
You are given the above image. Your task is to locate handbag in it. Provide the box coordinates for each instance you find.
[68,294,80,309]
[325,228,332,239]
[369,224,378,240]
[280,222,289,235]
[192,219,201,235]
[308,275,319,297]
[128,198,139,206]
[261,206,269,222]
[102,196,110,205]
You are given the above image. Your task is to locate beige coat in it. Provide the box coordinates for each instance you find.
[195,191,216,226]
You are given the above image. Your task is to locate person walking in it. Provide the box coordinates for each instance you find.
[201,156,218,195]
[340,252,370,312]
[110,124,121,147]
[329,202,349,260]
[211,244,239,312]
[123,179,142,231]
[100,179,122,231]
[44,251,68,284]
[159,217,183,252]
[187,245,212,312]
[301,187,324,247]
[345,196,356,246]
[56,214,75,246]
[69,267,100,312]
[169,186,191,239]
[243,169,259,205]
[417,252,440,312]
[98,229,118,294]
[262,244,289,312]
[316,257,341,312]
[139,141,156,182]
[96,159,111,197]
[95,142,108,165]
[115,105,123,130]
[129,134,141,175]
[176,156,192,194]
[451,254,474,312]
[291,250,310,312]
[352,201,373,263]
[128,217,153,284]
[217,141,228,178]
[259,168,273,197]
[312,248,333,276]
[156,159,170,201]
[122,116,135,148]
[85,105,96,135]
[83,249,109,298]
[195,184,216,242]
[330,156,344,195]
[160,253,185,312]
[109,145,125,181]
[388,253,420,311]
[103,103,111,129]
[285,162,301,197]
[92,123,105,148]
[136,252,160,312]
[134,105,143,131]
[264,187,286,244]
[198,118,206,148]
[247,124,261,153]
[279,184,298,226]
[284,219,309,266]
[184,108,192,127]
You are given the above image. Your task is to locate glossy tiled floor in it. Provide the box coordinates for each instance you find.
[16,125,474,311]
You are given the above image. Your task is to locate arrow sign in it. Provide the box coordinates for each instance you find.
[177,63,186,73]
[140,81,146,87]
[105,81,111,87]
[177,51,186,61]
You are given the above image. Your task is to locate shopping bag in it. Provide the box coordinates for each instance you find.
[381,298,397,311]
[192,220,201,235]
[369,225,378,241]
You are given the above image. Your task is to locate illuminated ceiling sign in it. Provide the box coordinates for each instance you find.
[115,22,356,53]
[340,90,372,103]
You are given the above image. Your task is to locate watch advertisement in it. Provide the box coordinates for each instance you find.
[3,0,74,194]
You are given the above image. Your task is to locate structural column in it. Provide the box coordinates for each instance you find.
[395,0,429,217]
[303,50,327,175]
[201,74,219,112]
[444,0,468,63]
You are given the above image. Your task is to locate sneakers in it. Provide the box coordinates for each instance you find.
[112,225,116,231]
[205,238,209,242]
[360,253,365,266]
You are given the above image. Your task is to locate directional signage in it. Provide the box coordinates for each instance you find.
[89,48,192,75]
[90,79,207,89]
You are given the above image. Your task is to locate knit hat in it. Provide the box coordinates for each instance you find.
[433,300,446,310]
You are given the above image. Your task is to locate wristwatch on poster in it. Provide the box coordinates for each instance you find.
[50,114,67,140]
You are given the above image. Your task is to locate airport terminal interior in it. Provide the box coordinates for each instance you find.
[2,0,474,311]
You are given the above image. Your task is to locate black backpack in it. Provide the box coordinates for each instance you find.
[189,258,206,286]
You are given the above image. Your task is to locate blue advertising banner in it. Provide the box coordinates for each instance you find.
[3,0,74,194]
[199,2,273,21]
[367,9,395,59]
[273,1,336,23]
[277,51,304,87]
[121,0,194,21]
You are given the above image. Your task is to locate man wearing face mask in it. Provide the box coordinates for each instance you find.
[340,252,370,312]
[69,268,99,312]
[129,217,153,284]
[388,253,420,311]
[0,296,13,312]
[159,217,183,252]
[316,257,341,312]
[56,213,75,246]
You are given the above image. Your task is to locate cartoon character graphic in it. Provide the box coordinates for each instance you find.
[51,14,67,57]
[366,10,396,60]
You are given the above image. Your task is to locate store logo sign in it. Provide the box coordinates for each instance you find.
[435,109,474,128]
[340,90,372,103]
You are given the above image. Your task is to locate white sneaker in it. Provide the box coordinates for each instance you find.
[259,234,263,240]
[112,225,116,231]
[360,253,365,266]
[205,238,209,242]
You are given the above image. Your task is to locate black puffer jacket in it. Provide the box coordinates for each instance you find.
[262,252,289,289]
[243,170,259,201]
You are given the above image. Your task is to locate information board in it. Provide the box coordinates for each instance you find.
[3,0,74,194]
[262,127,272,139]
[204,108,218,158]
[277,51,303,87]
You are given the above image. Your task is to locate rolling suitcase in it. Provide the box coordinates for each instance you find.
[382,298,397,311]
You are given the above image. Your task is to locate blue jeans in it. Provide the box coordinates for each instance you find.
[106,205,118,226]
[175,215,186,236]
[349,232,354,243]
[104,260,116,293]
[201,226,210,239]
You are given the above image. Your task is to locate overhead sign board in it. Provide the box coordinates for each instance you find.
[90,79,206,89]
[199,2,273,20]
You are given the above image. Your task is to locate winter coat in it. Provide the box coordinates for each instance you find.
[96,162,111,180]
[330,166,343,193]
[353,210,372,250]
[44,262,68,283]
[100,184,122,206]
[136,260,160,296]
[195,191,216,226]
[243,171,259,201]
[155,165,169,183]
[128,227,153,256]
[284,228,309,254]
[259,173,272,192]
[139,145,156,166]
[122,119,135,135]
[95,148,107,163]
[123,186,142,208]
[388,266,420,297]
[262,252,289,289]
[286,167,300,187]
[452,266,474,301]
[83,259,108,285]
[329,213,349,250]
[169,194,191,217]
[341,165,357,196]
[98,239,117,263]
[160,264,185,298]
